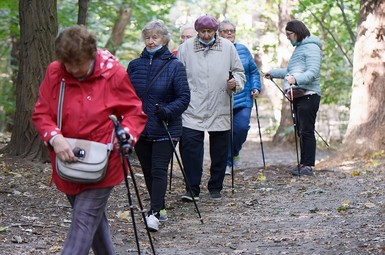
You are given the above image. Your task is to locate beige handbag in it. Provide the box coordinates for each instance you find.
[55,79,114,183]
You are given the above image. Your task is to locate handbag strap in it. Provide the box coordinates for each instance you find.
[144,58,173,96]
[57,79,65,129]
[57,79,115,152]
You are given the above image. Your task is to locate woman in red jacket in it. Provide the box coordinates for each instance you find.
[32,25,147,255]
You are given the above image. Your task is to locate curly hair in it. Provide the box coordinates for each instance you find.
[55,25,97,64]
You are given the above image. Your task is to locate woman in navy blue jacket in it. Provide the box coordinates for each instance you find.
[127,20,190,232]
[219,20,262,174]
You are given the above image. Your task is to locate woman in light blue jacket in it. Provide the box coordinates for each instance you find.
[265,20,322,176]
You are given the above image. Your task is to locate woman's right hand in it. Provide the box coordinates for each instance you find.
[52,135,77,162]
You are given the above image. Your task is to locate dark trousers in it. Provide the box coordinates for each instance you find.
[135,139,173,213]
[293,94,320,166]
[63,188,115,255]
[179,127,229,195]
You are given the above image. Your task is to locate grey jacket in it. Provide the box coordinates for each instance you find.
[178,36,245,131]
[269,35,322,95]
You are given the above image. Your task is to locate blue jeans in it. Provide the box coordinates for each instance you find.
[179,127,229,195]
[63,188,115,255]
[293,94,321,166]
[227,107,252,166]
[135,139,173,213]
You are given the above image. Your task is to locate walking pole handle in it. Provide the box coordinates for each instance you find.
[109,115,132,154]
[229,71,234,80]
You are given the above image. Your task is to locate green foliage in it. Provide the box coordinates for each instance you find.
[294,0,360,106]
[58,0,178,66]
[0,0,18,132]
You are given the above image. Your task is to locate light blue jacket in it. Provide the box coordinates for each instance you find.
[233,43,261,109]
[269,35,322,95]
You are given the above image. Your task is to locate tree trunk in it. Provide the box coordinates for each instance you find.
[5,32,19,132]
[4,0,57,162]
[343,0,385,157]
[104,3,132,55]
[272,0,296,145]
[77,0,89,25]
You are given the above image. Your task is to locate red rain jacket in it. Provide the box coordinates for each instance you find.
[33,49,147,195]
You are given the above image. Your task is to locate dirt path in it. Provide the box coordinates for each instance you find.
[0,116,384,254]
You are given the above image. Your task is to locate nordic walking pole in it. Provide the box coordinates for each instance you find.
[289,86,301,176]
[109,115,156,255]
[254,98,266,169]
[155,105,204,224]
[314,129,330,148]
[168,155,173,193]
[229,72,235,194]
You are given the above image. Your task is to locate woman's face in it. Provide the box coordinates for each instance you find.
[64,59,93,79]
[180,28,195,43]
[144,32,163,50]
[286,30,297,42]
[219,24,236,43]
[198,29,216,43]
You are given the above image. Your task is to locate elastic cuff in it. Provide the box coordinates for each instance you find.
[49,134,63,146]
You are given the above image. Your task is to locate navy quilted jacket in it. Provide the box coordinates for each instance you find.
[127,46,190,140]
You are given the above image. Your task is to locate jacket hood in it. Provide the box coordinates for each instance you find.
[92,48,121,79]
[299,35,322,50]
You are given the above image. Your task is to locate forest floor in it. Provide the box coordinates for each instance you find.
[0,113,385,255]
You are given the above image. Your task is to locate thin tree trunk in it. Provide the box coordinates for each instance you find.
[104,3,132,55]
[77,0,89,25]
[272,0,296,145]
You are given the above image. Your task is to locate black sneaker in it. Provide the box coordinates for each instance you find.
[209,190,222,200]
[181,192,199,202]
[290,165,314,176]
[289,165,301,175]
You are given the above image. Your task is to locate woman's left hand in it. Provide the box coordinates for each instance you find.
[285,75,296,85]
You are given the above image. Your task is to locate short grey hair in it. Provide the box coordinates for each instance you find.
[218,19,236,32]
[142,20,171,45]
[179,23,195,34]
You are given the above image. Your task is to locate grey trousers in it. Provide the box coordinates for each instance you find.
[62,187,115,255]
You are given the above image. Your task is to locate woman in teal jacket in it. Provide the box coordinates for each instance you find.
[265,20,322,176]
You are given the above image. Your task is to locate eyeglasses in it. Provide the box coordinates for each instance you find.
[220,29,236,34]
[286,32,294,37]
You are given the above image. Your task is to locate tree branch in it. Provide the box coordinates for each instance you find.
[336,0,356,44]
[298,0,353,66]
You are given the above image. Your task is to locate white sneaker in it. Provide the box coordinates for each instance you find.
[225,166,232,175]
[146,214,159,232]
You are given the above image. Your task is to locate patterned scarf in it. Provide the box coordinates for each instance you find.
[193,36,223,56]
